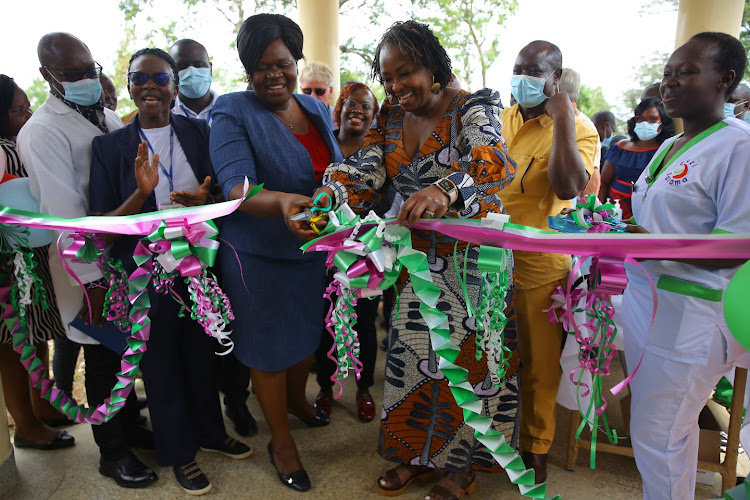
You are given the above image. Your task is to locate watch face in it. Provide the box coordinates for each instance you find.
[438,179,456,192]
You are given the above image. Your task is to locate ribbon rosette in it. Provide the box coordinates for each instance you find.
[572,194,616,231]
[143,219,234,352]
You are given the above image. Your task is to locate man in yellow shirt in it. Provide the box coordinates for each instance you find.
[499,40,598,483]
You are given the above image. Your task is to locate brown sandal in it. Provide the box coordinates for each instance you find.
[377,465,437,496]
[425,471,476,500]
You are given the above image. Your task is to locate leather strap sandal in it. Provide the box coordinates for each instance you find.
[377,465,437,496]
[425,471,476,500]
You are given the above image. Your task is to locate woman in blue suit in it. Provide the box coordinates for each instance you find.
[209,14,342,492]
[89,48,251,496]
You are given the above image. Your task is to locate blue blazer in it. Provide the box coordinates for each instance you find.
[89,114,216,270]
[210,92,342,261]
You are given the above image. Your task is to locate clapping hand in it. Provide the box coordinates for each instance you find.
[171,176,213,207]
[135,140,159,197]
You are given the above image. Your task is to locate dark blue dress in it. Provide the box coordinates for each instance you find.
[210,92,342,371]
[604,142,660,220]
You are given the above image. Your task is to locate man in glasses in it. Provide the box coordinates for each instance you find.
[299,61,335,122]
[169,39,218,126]
[17,32,158,490]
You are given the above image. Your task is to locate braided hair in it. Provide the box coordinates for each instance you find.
[372,21,452,90]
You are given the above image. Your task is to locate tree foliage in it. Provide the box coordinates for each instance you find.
[620,50,669,114]
[577,84,610,120]
[25,78,50,112]
[415,0,518,91]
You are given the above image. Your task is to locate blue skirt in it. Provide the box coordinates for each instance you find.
[218,249,327,371]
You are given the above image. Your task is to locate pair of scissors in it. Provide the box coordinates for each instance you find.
[289,192,332,233]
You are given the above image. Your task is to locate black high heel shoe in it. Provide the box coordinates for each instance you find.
[267,442,311,492]
[288,406,330,427]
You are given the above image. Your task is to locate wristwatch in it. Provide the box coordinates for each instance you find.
[433,177,458,204]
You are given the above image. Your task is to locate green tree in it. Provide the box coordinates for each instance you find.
[620,51,669,113]
[417,0,518,90]
[577,84,610,120]
[25,78,50,112]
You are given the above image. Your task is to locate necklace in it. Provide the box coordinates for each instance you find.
[271,101,294,130]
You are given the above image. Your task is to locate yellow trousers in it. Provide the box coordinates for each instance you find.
[517,278,566,454]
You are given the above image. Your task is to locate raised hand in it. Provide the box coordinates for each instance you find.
[135,140,159,197]
[171,176,213,207]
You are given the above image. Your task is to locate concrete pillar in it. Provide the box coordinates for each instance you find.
[675,0,745,46]
[672,0,745,132]
[0,372,18,493]
[297,0,340,102]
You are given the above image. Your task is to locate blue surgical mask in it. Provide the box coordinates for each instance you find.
[178,66,212,99]
[52,76,103,106]
[744,114,750,125]
[634,121,660,141]
[510,73,553,108]
[602,133,614,148]
[724,102,739,118]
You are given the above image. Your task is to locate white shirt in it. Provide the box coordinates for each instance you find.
[139,124,199,208]
[577,112,602,170]
[622,118,750,364]
[172,90,218,126]
[17,93,124,344]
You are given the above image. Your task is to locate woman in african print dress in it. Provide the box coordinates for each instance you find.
[314,21,518,500]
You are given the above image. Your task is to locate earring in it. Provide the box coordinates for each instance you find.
[431,76,441,93]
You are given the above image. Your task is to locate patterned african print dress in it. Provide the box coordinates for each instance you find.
[0,137,66,344]
[323,89,519,472]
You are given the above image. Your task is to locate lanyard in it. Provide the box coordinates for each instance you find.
[642,120,728,202]
[179,104,212,124]
[138,125,174,193]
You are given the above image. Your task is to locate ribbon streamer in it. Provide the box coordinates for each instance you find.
[305,211,556,500]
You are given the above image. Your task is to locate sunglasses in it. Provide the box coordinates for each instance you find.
[302,87,328,96]
[128,72,172,87]
[634,115,661,124]
[44,63,102,82]
[344,99,374,112]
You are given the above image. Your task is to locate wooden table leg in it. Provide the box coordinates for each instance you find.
[567,409,582,471]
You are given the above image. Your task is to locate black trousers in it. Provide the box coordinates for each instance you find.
[82,343,140,460]
[315,295,379,391]
[218,351,251,405]
[54,336,81,399]
[140,287,227,467]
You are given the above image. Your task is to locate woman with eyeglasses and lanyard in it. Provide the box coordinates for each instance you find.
[313,82,381,423]
[622,32,749,500]
[597,97,674,221]
[89,48,251,496]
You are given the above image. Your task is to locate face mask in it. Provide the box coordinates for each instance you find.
[602,130,614,148]
[178,66,212,99]
[744,115,750,125]
[634,121,660,141]
[724,102,739,118]
[510,73,553,108]
[52,76,103,106]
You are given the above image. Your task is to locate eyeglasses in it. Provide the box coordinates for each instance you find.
[634,115,661,124]
[302,87,327,96]
[44,63,102,82]
[344,99,374,112]
[128,72,172,87]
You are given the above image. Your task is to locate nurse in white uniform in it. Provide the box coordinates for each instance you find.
[622,32,750,500]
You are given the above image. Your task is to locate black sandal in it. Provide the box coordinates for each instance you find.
[14,430,75,450]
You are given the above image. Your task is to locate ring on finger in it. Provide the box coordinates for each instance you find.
[424,210,436,218]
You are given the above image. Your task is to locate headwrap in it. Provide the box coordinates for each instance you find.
[0,75,16,138]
